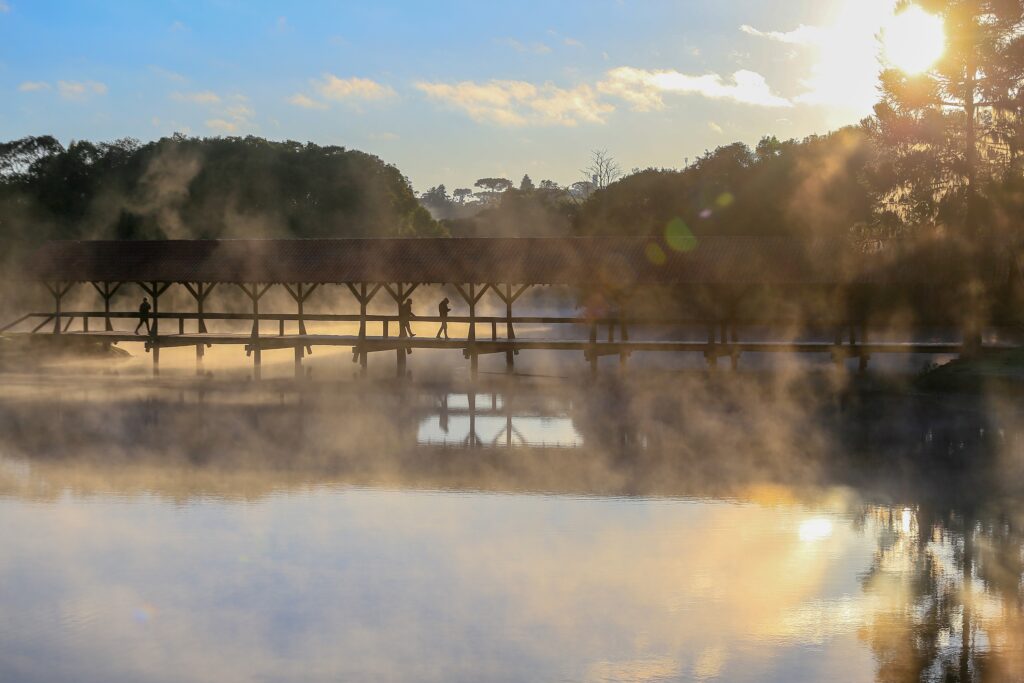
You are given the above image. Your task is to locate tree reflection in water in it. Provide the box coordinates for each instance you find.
[0,372,1021,682]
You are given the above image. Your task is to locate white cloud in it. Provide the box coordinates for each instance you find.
[315,74,395,102]
[207,104,254,133]
[709,121,724,133]
[57,80,107,100]
[169,20,188,32]
[287,93,327,110]
[0,1,10,13]
[740,0,897,116]
[172,90,221,105]
[18,81,50,92]
[598,66,791,109]
[563,37,584,48]
[415,79,613,127]
[740,24,827,46]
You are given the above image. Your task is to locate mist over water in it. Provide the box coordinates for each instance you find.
[0,363,1022,683]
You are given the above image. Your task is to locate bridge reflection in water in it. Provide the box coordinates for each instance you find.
[0,375,1022,682]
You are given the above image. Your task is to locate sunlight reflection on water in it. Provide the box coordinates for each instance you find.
[0,374,1020,682]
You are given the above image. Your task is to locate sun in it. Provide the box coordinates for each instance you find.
[881,5,945,74]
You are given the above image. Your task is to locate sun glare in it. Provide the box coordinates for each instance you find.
[798,518,834,542]
[882,5,945,74]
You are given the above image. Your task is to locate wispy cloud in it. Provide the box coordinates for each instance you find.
[709,121,724,133]
[315,74,395,102]
[546,29,583,49]
[0,2,10,13]
[206,119,240,133]
[415,79,612,127]
[740,24,826,46]
[498,38,552,55]
[169,20,188,33]
[57,80,108,101]
[200,98,254,134]
[18,81,50,92]
[287,93,327,110]
[172,90,221,105]
[598,66,791,109]
[150,66,188,83]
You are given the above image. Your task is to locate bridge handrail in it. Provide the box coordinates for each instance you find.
[3,310,880,327]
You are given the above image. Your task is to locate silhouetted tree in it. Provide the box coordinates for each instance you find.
[582,149,622,189]
[870,0,1024,239]
[0,135,444,250]
[519,174,535,192]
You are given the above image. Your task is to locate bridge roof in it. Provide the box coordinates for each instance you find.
[24,236,855,286]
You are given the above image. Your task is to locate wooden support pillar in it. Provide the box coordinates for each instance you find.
[46,281,74,335]
[705,323,718,370]
[137,281,171,376]
[90,281,121,332]
[454,283,490,378]
[347,283,382,374]
[183,282,217,374]
[294,344,304,378]
[383,282,420,377]
[589,322,598,376]
[284,282,319,356]
[491,284,527,373]
[238,283,272,380]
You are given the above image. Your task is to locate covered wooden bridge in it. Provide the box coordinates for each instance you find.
[1,236,1003,377]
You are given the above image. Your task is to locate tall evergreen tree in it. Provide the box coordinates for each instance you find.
[870,0,1024,240]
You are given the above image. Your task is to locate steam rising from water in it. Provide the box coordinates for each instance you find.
[0,368,1021,682]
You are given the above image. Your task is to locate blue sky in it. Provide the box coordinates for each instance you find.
[0,0,901,192]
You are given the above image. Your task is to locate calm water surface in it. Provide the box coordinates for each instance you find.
[0,371,1021,682]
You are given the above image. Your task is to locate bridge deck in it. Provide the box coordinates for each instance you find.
[10,330,990,356]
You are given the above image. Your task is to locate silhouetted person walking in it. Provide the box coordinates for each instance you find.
[135,297,152,335]
[400,299,415,354]
[436,297,451,339]
[400,299,416,337]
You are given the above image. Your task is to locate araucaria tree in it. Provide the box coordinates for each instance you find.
[870,0,1024,241]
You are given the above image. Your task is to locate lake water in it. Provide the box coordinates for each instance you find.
[0,370,1021,682]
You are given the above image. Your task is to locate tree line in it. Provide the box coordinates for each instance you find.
[2,1,1023,257]
[0,134,442,253]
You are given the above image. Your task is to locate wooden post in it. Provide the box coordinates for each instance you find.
[347,283,381,374]
[46,282,73,335]
[491,284,527,372]
[238,283,272,380]
[136,281,171,376]
[383,282,420,377]
[284,282,318,356]
[454,283,490,378]
[589,322,598,376]
[184,282,216,375]
[90,282,121,332]
[706,322,718,370]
